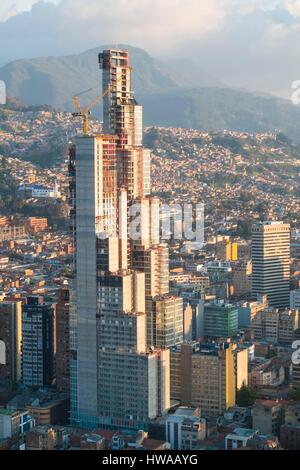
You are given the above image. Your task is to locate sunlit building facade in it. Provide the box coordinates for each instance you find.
[252,221,291,308]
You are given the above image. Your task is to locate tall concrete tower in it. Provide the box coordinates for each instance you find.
[99,49,151,200]
[69,50,170,431]
[99,50,183,351]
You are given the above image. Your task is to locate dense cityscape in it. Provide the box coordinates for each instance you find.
[0,45,300,457]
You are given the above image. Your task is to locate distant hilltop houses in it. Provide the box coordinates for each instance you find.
[18,184,61,199]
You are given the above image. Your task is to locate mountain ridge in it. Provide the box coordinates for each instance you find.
[1,44,300,142]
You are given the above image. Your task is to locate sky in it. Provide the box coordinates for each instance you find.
[0,0,300,98]
[0,0,59,21]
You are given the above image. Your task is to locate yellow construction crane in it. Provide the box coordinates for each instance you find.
[72,75,124,135]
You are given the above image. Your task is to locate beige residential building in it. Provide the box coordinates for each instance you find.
[233,346,249,390]
[250,308,298,344]
[170,342,236,418]
[238,295,268,328]
[183,304,193,341]
[252,400,284,437]
[279,308,299,345]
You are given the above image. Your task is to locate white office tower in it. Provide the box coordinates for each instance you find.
[252,221,291,309]
[69,50,170,431]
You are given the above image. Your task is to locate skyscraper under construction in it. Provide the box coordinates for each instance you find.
[69,49,177,431]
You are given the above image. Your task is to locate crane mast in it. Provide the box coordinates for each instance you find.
[72,74,124,135]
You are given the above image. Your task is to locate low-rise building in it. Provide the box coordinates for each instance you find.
[26,217,48,233]
[80,433,105,450]
[225,428,259,450]
[225,427,281,450]
[252,400,284,437]
[7,389,69,426]
[250,308,299,345]
[25,425,56,450]
[166,407,206,450]
[238,295,268,328]
[0,408,34,439]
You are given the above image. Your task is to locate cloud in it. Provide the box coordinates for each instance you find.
[283,0,300,16]
[0,0,300,98]
[0,0,279,62]
[196,7,300,98]
[0,4,18,22]
[0,0,59,21]
[0,0,230,63]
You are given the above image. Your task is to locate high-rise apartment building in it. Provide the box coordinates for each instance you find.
[22,297,55,388]
[149,296,183,349]
[170,342,236,418]
[70,49,170,430]
[183,304,193,342]
[252,221,291,308]
[144,244,169,298]
[0,300,22,385]
[233,345,249,390]
[135,242,181,348]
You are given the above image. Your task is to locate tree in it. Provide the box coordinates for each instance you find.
[236,384,257,407]
[236,220,252,239]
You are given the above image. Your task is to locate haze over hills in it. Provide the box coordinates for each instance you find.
[1,44,300,142]
[0,45,222,109]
